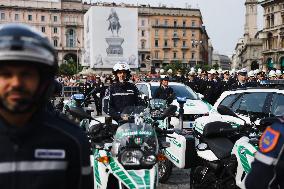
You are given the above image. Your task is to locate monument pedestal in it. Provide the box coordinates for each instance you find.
[105,37,124,56]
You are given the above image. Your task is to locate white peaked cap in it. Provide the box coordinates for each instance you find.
[276,70,282,76]
[269,70,276,77]
[248,71,255,77]
[208,69,216,74]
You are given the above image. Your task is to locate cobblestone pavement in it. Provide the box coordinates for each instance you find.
[158,168,191,189]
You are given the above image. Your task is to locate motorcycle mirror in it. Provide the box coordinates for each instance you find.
[69,106,93,120]
[160,105,177,119]
[177,97,187,105]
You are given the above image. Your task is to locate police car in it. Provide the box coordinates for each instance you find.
[194,80,284,129]
[135,81,212,129]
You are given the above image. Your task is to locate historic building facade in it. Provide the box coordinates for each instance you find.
[260,0,284,71]
[138,6,210,72]
[0,0,90,65]
[232,0,263,71]
[0,0,211,72]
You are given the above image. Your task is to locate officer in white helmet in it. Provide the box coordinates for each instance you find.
[276,69,282,79]
[105,61,140,121]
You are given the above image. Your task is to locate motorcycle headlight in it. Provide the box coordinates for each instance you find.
[141,155,156,165]
[120,150,143,166]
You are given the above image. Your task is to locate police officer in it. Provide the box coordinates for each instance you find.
[203,69,219,105]
[0,24,93,188]
[153,76,175,105]
[185,71,200,93]
[231,68,249,89]
[93,75,104,116]
[106,61,140,121]
[220,71,233,93]
[246,117,284,188]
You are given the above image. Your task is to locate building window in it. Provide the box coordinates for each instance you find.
[192,21,195,27]
[164,40,168,47]
[164,51,168,59]
[141,19,145,26]
[141,41,145,49]
[173,30,178,37]
[15,14,19,21]
[164,29,168,36]
[183,20,186,27]
[41,16,45,22]
[191,52,195,59]
[155,39,159,47]
[155,19,159,26]
[141,30,145,37]
[182,40,186,47]
[173,52,177,59]
[54,15,57,22]
[174,40,178,47]
[155,29,159,37]
[28,15,32,21]
[54,27,58,33]
[164,19,168,26]
[174,20,177,27]
[41,27,45,33]
[0,13,5,20]
[154,51,159,59]
[192,30,195,37]
[54,39,58,47]
[66,28,76,47]
[183,30,186,37]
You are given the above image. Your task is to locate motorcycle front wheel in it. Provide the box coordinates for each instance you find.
[158,158,173,183]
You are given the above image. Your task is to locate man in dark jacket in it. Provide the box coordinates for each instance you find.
[153,76,175,105]
[106,61,140,121]
[0,24,93,189]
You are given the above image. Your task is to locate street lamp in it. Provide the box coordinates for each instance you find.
[191,40,202,66]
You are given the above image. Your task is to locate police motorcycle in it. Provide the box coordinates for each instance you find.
[71,99,177,189]
[63,89,96,118]
[190,105,267,189]
[157,97,200,183]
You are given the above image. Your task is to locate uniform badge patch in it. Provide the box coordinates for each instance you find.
[259,127,280,153]
[35,149,66,159]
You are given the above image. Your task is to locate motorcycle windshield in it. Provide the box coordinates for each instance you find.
[113,122,158,155]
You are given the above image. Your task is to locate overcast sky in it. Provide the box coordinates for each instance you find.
[86,0,263,56]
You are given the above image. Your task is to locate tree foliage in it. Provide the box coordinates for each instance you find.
[58,59,83,76]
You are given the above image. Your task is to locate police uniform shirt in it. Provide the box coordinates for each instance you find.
[246,119,284,189]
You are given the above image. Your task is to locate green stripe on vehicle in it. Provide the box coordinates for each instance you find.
[144,170,151,189]
[238,146,256,173]
[128,171,144,185]
[93,149,101,185]
[109,158,136,189]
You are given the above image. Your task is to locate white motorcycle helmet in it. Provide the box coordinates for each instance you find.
[112,61,131,81]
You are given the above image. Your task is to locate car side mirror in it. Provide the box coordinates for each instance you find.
[217,105,238,118]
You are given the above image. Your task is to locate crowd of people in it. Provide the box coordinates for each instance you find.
[56,66,284,106]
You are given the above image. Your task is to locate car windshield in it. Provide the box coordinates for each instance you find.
[151,84,198,100]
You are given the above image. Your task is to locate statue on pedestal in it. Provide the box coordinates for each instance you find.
[107,8,121,36]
